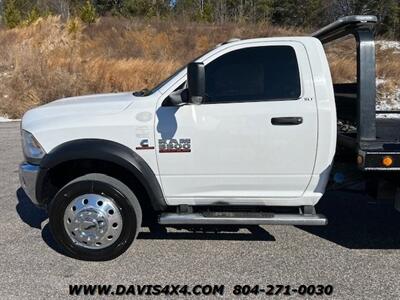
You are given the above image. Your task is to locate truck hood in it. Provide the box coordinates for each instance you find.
[39,92,134,114]
[22,92,135,129]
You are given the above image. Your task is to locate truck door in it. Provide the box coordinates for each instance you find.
[155,42,318,206]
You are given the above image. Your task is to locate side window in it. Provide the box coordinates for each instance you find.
[205,46,301,103]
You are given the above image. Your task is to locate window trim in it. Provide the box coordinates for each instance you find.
[201,95,302,105]
[158,40,306,106]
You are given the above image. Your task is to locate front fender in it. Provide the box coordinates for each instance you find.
[36,139,167,211]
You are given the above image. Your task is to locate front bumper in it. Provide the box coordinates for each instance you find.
[19,162,40,205]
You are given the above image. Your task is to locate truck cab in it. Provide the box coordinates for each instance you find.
[18,16,395,260]
[154,36,336,207]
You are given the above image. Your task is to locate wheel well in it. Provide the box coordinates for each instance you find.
[42,159,156,221]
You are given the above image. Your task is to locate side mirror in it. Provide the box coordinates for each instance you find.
[187,62,205,104]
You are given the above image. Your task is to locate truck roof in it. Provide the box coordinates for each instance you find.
[216,36,319,48]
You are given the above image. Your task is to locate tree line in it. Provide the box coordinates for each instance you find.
[2,0,400,38]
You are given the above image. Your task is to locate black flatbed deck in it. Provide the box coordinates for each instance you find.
[376,119,400,143]
[338,118,400,152]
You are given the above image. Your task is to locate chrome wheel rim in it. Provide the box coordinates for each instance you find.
[63,194,123,249]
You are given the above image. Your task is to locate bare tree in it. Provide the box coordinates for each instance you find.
[38,0,70,19]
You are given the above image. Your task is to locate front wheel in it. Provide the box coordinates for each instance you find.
[48,173,142,261]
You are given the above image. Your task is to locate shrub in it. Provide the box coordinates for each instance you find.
[79,1,97,24]
[3,0,22,28]
[22,7,41,26]
[67,18,82,36]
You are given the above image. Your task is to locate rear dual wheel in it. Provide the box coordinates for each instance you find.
[49,173,142,261]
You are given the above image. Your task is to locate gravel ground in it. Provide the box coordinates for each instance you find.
[1,122,400,299]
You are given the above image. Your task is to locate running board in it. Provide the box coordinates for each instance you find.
[159,212,327,226]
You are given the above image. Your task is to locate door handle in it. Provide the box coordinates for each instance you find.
[271,117,303,126]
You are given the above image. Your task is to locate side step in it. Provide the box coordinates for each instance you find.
[159,211,327,226]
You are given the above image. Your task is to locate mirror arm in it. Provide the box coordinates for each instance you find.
[163,88,188,106]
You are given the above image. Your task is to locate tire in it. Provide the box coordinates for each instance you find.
[48,173,142,261]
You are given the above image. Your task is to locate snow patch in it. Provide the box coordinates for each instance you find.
[377,87,400,119]
[376,78,387,86]
[376,40,400,53]
[0,116,20,122]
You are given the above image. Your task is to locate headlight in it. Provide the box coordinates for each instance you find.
[21,130,45,164]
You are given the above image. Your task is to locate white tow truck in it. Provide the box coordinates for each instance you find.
[19,16,400,260]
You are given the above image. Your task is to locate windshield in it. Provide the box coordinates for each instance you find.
[133,48,213,97]
[149,65,187,95]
